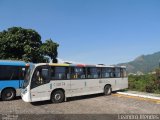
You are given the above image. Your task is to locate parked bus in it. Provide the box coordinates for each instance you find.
[21,63,128,103]
[0,60,29,101]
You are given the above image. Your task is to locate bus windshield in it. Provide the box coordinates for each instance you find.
[23,64,35,88]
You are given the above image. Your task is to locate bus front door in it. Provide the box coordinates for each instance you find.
[30,66,50,102]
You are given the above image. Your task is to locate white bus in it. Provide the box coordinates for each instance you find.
[21,63,128,103]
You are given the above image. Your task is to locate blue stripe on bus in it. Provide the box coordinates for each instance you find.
[0,80,24,91]
[0,61,26,66]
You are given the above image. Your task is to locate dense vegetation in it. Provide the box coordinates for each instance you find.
[0,27,59,63]
[118,52,160,74]
[128,70,160,94]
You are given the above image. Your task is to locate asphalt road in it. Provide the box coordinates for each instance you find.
[0,93,160,120]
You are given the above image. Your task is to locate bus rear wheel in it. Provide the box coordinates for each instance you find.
[104,85,112,96]
[51,90,65,103]
[1,88,16,101]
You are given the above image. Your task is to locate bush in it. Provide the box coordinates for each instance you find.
[128,74,160,94]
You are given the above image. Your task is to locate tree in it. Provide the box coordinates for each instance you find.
[0,27,44,62]
[40,39,59,63]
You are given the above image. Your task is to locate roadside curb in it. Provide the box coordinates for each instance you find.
[117,92,160,100]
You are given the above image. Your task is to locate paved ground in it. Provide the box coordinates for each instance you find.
[0,93,160,115]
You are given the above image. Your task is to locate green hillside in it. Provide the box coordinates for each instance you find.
[118,51,160,74]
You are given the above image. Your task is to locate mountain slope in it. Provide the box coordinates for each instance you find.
[118,51,160,74]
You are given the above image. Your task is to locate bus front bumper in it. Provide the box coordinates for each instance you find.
[21,90,31,102]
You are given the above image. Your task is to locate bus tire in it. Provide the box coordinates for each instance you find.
[104,85,112,96]
[51,90,65,103]
[1,88,16,101]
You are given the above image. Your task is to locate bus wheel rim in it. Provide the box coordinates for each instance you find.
[6,92,12,98]
[55,94,61,100]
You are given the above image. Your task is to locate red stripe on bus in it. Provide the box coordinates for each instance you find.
[77,64,85,67]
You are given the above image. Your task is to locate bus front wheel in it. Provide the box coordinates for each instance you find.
[104,85,112,96]
[1,88,16,101]
[51,90,65,103]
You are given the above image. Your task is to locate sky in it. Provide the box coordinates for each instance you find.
[0,0,160,65]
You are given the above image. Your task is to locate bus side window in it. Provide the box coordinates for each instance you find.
[120,68,127,78]
[97,68,102,78]
[79,67,86,79]
[41,68,50,81]
[0,66,19,80]
[123,68,127,77]
[71,67,85,79]
[19,67,28,80]
[51,66,69,80]
[120,68,124,78]
[109,68,116,78]
[35,69,43,85]
[115,68,120,78]
[32,66,50,87]
[66,67,70,79]
[87,67,98,79]
[102,68,110,78]
[70,67,75,79]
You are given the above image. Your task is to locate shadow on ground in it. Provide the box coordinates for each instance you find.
[0,96,21,101]
[30,92,117,106]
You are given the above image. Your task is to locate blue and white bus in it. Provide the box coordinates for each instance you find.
[0,60,29,101]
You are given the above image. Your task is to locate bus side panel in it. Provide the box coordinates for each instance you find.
[118,77,128,90]
[30,80,71,102]
[85,79,102,94]
[98,78,115,91]
[51,80,71,97]
[0,80,21,97]
[113,78,128,91]
[19,79,24,88]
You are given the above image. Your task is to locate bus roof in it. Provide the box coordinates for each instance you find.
[0,60,26,66]
[35,63,126,68]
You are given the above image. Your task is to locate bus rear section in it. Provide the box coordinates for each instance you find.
[0,60,29,101]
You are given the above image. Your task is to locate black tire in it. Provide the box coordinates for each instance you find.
[104,85,112,96]
[51,90,65,103]
[1,88,16,101]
